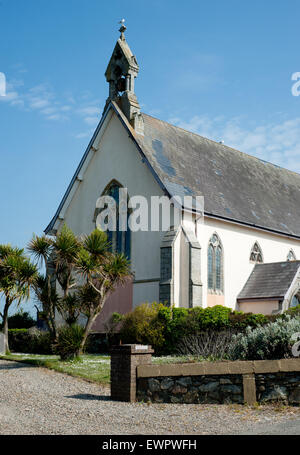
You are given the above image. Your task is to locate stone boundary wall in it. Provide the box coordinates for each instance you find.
[110,345,300,405]
[137,359,300,405]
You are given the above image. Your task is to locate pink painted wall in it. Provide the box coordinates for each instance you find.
[91,278,133,333]
[238,300,280,315]
[207,294,225,307]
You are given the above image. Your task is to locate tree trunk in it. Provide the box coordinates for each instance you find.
[3,299,11,354]
[78,312,97,355]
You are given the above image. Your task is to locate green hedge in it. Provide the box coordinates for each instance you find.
[8,329,52,354]
[7,328,117,355]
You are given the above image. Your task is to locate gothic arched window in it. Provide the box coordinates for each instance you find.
[207,233,224,293]
[95,181,131,259]
[250,242,263,263]
[287,249,296,261]
[290,290,300,308]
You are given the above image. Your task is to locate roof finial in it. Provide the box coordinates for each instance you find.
[119,18,126,40]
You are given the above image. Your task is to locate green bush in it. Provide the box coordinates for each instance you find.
[284,304,300,318]
[229,316,300,360]
[53,324,85,360]
[0,310,36,330]
[117,303,300,357]
[229,311,269,328]
[8,328,52,354]
[119,303,166,353]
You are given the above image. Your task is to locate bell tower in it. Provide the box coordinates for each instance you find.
[104,20,144,135]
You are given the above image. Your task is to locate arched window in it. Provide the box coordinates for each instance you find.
[290,290,300,308]
[250,242,263,263]
[207,233,224,293]
[95,181,131,259]
[287,249,296,261]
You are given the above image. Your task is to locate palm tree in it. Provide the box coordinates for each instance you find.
[0,245,38,353]
[32,274,59,338]
[29,226,131,356]
[27,234,57,340]
[76,229,131,354]
[28,225,82,338]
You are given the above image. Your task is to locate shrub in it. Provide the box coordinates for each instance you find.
[53,324,85,360]
[0,310,36,330]
[175,330,238,360]
[228,315,300,360]
[8,328,52,354]
[284,304,300,318]
[119,303,166,353]
[229,311,269,329]
[85,332,121,354]
[157,305,233,353]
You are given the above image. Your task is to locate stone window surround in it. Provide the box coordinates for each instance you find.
[93,179,131,259]
[250,241,264,264]
[207,232,224,295]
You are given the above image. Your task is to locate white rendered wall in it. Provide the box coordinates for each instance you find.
[57,111,167,309]
[196,216,300,310]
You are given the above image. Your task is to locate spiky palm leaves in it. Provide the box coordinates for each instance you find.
[28,224,131,355]
[0,246,38,352]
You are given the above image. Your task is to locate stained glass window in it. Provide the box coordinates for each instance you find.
[99,181,131,259]
[207,233,223,292]
[208,245,214,289]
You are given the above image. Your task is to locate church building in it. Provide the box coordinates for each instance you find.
[45,24,300,331]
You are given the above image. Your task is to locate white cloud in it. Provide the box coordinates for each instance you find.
[77,106,100,116]
[0,77,102,127]
[170,115,300,174]
[75,128,94,139]
[84,116,99,126]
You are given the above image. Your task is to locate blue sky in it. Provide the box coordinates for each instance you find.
[1,0,300,315]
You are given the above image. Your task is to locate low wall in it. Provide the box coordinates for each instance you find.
[110,345,300,405]
[137,359,300,405]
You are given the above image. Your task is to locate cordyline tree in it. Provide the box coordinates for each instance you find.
[28,224,131,354]
[0,245,38,353]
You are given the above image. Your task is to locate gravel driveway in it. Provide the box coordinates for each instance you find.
[0,359,299,435]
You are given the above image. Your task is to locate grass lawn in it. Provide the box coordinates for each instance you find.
[0,353,189,385]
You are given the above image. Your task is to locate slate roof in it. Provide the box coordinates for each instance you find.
[134,113,300,239]
[45,102,300,238]
[237,261,300,300]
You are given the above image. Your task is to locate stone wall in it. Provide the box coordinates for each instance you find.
[136,358,300,405]
[110,344,300,405]
[137,374,244,404]
[256,372,300,404]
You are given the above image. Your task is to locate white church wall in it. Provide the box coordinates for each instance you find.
[198,216,300,310]
[59,111,167,310]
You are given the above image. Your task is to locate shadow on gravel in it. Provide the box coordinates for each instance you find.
[65,393,111,401]
[0,362,34,370]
